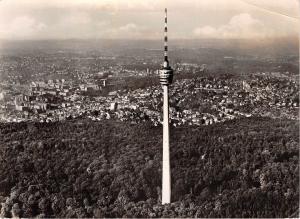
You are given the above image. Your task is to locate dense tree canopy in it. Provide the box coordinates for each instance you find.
[0,117,298,217]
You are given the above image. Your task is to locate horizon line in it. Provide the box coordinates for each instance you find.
[0,36,298,42]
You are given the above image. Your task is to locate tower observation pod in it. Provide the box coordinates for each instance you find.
[159,8,173,205]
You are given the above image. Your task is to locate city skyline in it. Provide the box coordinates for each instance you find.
[0,0,299,40]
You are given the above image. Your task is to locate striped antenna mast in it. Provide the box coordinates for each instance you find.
[163,8,169,68]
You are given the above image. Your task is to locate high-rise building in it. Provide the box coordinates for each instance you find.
[159,8,174,204]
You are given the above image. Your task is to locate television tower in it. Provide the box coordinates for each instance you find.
[159,8,173,204]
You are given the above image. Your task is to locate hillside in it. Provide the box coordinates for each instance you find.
[0,117,299,218]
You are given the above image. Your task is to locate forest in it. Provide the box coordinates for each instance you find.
[0,117,298,218]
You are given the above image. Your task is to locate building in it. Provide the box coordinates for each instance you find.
[110,102,118,111]
[159,8,174,205]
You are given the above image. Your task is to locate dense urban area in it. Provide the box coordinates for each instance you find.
[0,40,299,125]
[0,39,299,218]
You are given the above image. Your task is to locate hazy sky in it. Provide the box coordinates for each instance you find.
[0,0,299,40]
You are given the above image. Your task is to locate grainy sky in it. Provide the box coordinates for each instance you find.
[0,0,299,40]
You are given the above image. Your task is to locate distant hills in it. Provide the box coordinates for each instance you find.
[0,36,298,56]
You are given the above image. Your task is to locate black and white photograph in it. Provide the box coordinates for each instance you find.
[0,0,299,218]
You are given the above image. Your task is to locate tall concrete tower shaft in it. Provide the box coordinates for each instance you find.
[159,8,173,204]
[162,85,171,204]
